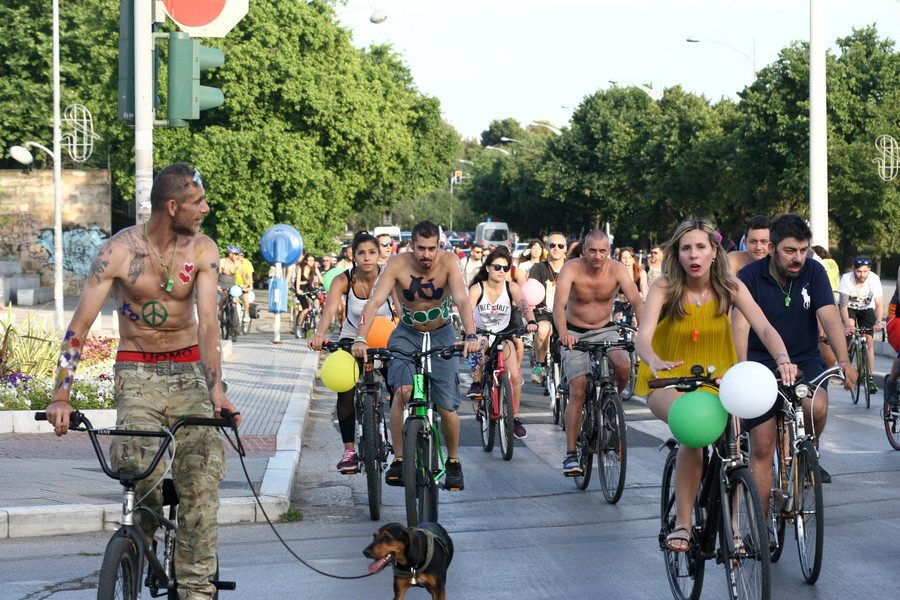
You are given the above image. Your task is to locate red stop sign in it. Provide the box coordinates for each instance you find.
[164,0,226,27]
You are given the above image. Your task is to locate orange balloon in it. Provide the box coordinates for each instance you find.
[366,316,395,348]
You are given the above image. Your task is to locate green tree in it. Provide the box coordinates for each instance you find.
[480,118,526,147]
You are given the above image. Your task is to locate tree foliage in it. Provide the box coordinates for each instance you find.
[0,0,459,262]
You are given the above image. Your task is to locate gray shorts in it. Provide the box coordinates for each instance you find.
[562,323,622,382]
[387,321,461,411]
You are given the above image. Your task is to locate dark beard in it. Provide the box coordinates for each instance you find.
[773,255,802,280]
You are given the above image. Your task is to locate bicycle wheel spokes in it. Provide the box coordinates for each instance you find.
[402,419,429,527]
[622,351,638,400]
[849,341,860,404]
[862,349,871,409]
[598,391,627,504]
[722,468,771,600]
[794,440,824,584]
[768,444,787,563]
[660,448,704,600]
[498,374,515,461]
[97,536,141,600]
[884,402,900,450]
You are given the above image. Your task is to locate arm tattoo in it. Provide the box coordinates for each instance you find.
[199,362,219,392]
[113,229,147,285]
[88,247,111,284]
[55,331,83,392]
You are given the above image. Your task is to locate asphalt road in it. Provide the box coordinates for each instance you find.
[3,354,899,600]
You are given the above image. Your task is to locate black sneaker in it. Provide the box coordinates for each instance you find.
[884,374,899,406]
[868,377,879,394]
[513,418,527,439]
[444,458,464,490]
[819,466,832,484]
[385,458,403,487]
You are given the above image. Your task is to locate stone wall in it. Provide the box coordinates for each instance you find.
[0,170,112,295]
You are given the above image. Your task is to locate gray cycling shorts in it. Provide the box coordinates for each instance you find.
[562,323,621,382]
[387,321,462,411]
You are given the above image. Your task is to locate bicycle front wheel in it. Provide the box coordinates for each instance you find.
[361,393,383,521]
[573,392,594,490]
[794,439,824,584]
[621,351,638,400]
[548,360,560,423]
[850,340,861,404]
[97,536,141,600]
[598,390,627,504]
[884,401,900,450]
[403,419,438,527]
[660,447,704,600]
[479,384,495,452]
[768,437,787,563]
[721,467,771,600]
[497,373,515,461]
[861,346,871,409]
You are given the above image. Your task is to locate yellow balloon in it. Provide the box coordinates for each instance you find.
[321,349,360,392]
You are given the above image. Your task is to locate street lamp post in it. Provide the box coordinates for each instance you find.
[686,35,757,78]
[9,141,65,330]
[608,80,662,101]
[809,0,828,248]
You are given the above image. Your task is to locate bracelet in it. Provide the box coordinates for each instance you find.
[466,334,478,341]
[353,336,367,343]
[773,352,788,363]
[527,320,537,326]
[312,333,324,338]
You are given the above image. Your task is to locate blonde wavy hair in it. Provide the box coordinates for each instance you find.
[661,219,737,321]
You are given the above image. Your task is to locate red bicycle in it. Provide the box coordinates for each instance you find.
[475,327,524,461]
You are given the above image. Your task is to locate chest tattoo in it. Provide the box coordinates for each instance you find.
[401,296,452,326]
[402,275,444,301]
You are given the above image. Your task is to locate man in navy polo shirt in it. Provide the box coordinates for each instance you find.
[733,214,856,496]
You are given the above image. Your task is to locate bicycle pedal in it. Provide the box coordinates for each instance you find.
[340,469,360,475]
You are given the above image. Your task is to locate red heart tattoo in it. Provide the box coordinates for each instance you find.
[179,272,191,283]
[184,263,194,273]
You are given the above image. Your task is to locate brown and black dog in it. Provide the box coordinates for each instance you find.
[363,522,454,600]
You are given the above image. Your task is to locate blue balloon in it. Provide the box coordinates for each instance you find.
[260,224,303,266]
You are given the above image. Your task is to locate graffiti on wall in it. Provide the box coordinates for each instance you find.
[32,226,108,278]
[0,211,45,260]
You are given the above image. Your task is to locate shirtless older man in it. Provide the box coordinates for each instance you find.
[352,220,479,490]
[46,163,240,600]
[554,230,643,477]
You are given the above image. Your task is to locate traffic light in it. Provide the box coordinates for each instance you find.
[454,170,462,184]
[167,31,224,125]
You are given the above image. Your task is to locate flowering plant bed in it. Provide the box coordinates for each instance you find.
[0,336,118,412]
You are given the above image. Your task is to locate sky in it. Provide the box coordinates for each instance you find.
[339,0,900,141]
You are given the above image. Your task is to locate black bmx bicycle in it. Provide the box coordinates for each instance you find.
[36,410,236,600]
[390,343,465,527]
[567,338,631,503]
[653,366,770,600]
[323,340,393,520]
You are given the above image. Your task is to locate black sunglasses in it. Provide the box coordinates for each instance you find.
[855,258,870,266]
[380,242,393,247]
[489,264,511,272]
[548,242,566,249]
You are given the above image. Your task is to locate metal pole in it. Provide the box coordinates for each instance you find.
[809,0,829,248]
[134,0,153,224]
[52,0,64,329]
[272,262,282,343]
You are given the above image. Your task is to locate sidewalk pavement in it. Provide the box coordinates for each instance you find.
[0,300,320,539]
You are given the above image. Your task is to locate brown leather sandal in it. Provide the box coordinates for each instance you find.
[666,525,691,553]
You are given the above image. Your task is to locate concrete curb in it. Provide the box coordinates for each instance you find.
[0,346,319,539]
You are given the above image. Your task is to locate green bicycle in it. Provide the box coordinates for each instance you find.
[390,343,465,527]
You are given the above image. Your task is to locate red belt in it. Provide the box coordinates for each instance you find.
[115,345,200,363]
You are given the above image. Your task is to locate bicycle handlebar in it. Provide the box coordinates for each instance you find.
[388,344,465,361]
[571,339,634,353]
[322,340,394,360]
[776,364,844,401]
[648,365,720,391]
[34,410,236,483]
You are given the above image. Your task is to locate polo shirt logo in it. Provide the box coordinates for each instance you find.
[802,285,811,309]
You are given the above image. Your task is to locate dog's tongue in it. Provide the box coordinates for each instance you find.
[368,554,393,574]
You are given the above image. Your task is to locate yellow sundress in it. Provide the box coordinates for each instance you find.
[635,299,738,396]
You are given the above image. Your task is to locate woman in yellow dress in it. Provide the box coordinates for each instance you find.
[635,219,797,552]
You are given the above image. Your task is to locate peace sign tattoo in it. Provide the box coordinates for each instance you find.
[142,301,168,327]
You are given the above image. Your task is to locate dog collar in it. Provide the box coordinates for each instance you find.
[392,528,440,583]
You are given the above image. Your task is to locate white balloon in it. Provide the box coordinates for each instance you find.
[719,361,778,419]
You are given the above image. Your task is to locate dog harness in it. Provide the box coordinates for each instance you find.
[392,526,450,585]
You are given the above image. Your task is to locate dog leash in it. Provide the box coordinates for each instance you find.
[223,425,375,580]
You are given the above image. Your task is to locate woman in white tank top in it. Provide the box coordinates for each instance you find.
[467,247,537,439]
[309,232,398,473]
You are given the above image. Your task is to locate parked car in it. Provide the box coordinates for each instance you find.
[512,242,529,258]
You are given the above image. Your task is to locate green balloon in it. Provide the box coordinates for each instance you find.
[668,390,728,448]
[322,268,346,292]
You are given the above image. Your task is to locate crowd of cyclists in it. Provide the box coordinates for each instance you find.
[217,214,894,594]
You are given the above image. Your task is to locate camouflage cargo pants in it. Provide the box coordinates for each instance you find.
[111,361,226,600]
